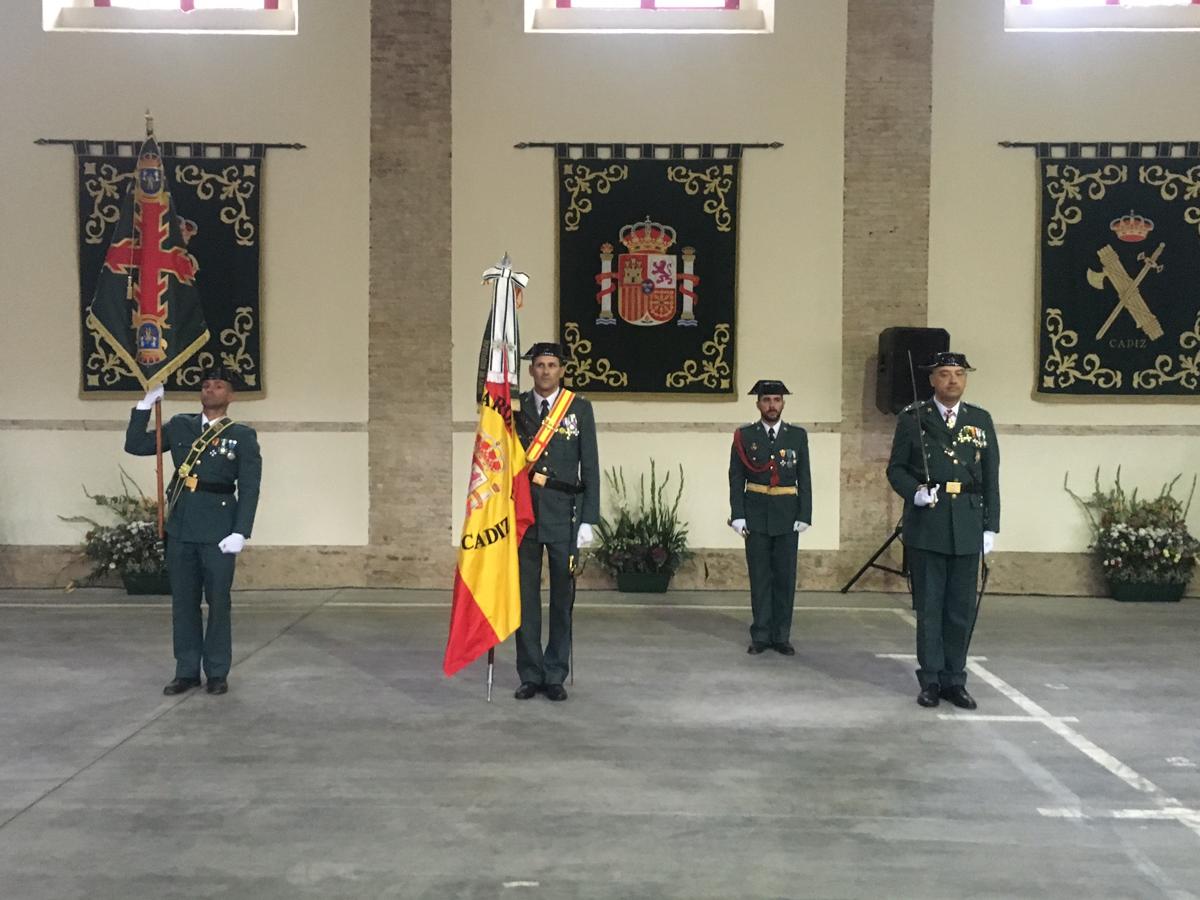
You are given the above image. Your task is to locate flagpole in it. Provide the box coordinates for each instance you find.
[154,399,165,539]
[486,647,495,702]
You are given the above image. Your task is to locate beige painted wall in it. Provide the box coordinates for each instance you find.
[0,0,370,547]
[450,0,848,550]
[929,0,1200,553]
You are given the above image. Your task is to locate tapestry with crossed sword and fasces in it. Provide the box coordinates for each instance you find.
[77,140,263,393]
[1038,154,1200,397]
[557,152,740,396]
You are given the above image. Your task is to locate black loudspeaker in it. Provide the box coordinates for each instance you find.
[875,327,950,414]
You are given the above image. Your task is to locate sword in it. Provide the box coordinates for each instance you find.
[965,549,990,654]
[906,350,936,507]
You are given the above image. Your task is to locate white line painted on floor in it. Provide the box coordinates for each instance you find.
[1040,807,1200,822]
[882,619,1200,843]
[936,714,1080,723]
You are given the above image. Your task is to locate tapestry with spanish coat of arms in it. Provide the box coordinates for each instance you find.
[557,149,740,396]
[75,141,264,392]
[1037,148,1200,397]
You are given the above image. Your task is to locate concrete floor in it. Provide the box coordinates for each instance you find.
[1,588,1198,900]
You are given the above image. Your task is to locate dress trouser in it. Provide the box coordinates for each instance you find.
[166,539,236,680]
[744,530,799,644]
[909,547,979,688]
[515,533,573,685]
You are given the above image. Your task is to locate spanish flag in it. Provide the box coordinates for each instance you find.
[442,378,534,677]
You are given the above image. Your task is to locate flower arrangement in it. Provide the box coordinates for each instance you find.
[592,461,690,577]
[1064,467,1199,586]
[60,469,166,586]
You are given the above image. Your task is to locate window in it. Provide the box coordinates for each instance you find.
[1006,0,1200,30]
[526,0,770,33]
[44,0,297,34]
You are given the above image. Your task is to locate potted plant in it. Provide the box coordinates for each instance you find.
[60,469,169,595]
[1065,466,1199,602]
[592,461,690,593]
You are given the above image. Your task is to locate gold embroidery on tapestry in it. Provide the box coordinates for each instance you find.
[1042,307,1122,389]
[173,307,258,387]
[82,164,135,245]
[562,164,629,232]
[666,164,734,232]
[1044,163,1127,247]
[84,322,135,387]
[1139,164,1200,241]
[562,321,628,388]
[1132,312,1200,391]
[174,164,258,246]
[665,323,731,389]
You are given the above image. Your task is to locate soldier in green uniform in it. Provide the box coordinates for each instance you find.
[125,366,262,697]
[886,351,999,709]
[512,343,600,702]
[728,380,813,655]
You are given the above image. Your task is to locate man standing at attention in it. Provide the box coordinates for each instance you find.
[728,380,812,656]
[126,366,262,696]
[886,351,999,710]
[513,343,600,702]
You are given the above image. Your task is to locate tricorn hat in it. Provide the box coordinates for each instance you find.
[748,379,791,397]
[921,351,975,372]
[522,342,570,363]
[201,365,242,388]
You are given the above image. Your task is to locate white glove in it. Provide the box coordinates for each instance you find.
[794,521,809,534]
[136,384,165,410]
[914,485,940,507]
[983,531,996,555]
[218,533,246,555]
[576,523,594,549]
[729,518,748,537]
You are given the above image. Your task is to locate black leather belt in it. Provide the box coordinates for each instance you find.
[931,481,981,496]
[531,472,584,494]
[193,480,236,495]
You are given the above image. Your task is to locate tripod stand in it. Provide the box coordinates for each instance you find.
[840,518,909,593]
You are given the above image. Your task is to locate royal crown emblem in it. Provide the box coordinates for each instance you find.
[594,216,700,327]
[1110,210,1154,243]
[466,427,506,512]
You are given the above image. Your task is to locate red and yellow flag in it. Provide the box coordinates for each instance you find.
[442,378,534,677]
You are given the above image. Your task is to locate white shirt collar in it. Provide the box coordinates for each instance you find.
[532,387,560,411]
[760,419,784,436]
[933,398,961,420]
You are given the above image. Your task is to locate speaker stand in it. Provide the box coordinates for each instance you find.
[840,519,908,593]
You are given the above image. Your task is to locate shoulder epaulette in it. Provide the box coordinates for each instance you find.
[962,401,990,415]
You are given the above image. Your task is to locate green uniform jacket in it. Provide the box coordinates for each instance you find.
[125,409,263,543]
[886,400,1000,556]
[517,391,600,545]
[728,421,813,537]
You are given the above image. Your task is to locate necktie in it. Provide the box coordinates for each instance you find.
[767,427,776,444]
[540,399,550,419]
[944,408,956,429]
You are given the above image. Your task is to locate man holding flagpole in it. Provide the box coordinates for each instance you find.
[443,257,534,693]
[513,342,600,702]
[126,367,261,696]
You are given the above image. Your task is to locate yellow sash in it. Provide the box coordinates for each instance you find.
[165,417,234,513]
[525,389,575,464]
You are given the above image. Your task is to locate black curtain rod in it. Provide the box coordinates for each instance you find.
[35,138,306,150]
[516,141,782,149]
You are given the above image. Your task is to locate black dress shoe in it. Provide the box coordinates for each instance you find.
[747,642,769,655]
[917,684,941,707]
[544,684,568,702]
[206,677,228,695]
[941,685,977,710]
[773,642,796,656]
[513,682,541,700]
[163,677,200,696]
